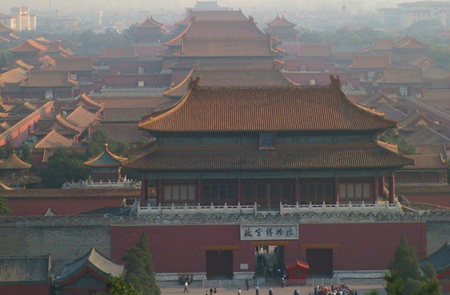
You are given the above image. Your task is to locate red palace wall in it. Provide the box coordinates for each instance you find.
[63,286,105,295]
[402,194,450,208]
[0,284,50,295]
[110,222,426,274]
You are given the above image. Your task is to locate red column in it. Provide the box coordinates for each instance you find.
[372,177,378,204]
[388,175,395,204]
[378,176,385,197]
[196,177,202,205]
[237,176,242,204]
[294,176,300,204]
[157,178,163,205]
[139,178,148,206]
[334,177,340,204]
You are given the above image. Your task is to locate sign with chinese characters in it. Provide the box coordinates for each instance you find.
[240,225,299,240]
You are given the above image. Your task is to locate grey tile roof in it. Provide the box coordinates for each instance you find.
[58,247,123,283]
[0,255,51,283]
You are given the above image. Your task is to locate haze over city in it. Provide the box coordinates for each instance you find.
[0,0,446,14]
[2,1,450,295]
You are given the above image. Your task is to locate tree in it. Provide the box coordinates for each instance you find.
[424,263,438,280]
[123,233,160,295]
[383,271,405,295]
[364,290,380,295]
[390,235,422,282]
[105,276,141,295]
[0,198,12,216]
[42,148,90,188]
[417,279,442,295]
[380,129,416,155]
[429,44,450,68]
[18,145,32,164]
[86,129,128,159]
[386,235,424,295]
[405,19,444,38]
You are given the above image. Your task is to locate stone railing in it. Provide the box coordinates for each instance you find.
[280,201,402,215]
[137,203,257,215]
[137,200,402,216]
[62,179,141,189]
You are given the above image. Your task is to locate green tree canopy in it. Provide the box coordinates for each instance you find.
[417,279,442,295]
[383,271,406,295]
[86,129,128,159]
[42,148,90,188]
[424,263,438,280]
[105,276,142,295]
[389,235,422,282]
[384,235,435,295]
[123,233,160,295]
[380,129,416,155]
[0,198,12,216]
[405,19,444,38]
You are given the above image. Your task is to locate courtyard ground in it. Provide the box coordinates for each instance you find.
[159,279,386,295]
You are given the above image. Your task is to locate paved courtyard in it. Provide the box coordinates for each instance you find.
[160,279,386,295]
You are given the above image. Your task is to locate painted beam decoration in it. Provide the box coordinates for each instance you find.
[240,225,299,240]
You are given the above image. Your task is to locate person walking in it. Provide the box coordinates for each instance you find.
[269,287,273,295]
[210,288,214,295]
[245,279,250,291]
[238,288,242,295]
[255,285,260,295]
[183,281,189,293]
[214,287,218,295]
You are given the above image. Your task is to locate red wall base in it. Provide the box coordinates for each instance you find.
[111,222,427,274]
[0,284,50,295]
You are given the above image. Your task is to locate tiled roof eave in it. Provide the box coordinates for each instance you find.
[124,147,414,171]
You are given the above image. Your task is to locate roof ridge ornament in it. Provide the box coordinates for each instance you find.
[329,75,341,89]
[272,59,283,70]
[187,76,200,91]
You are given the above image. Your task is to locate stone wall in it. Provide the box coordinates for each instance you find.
[426,221,450,255]
[0,211,450,274]
[0,217,111,274]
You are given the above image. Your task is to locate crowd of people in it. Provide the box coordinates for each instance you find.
[314,284,356,295]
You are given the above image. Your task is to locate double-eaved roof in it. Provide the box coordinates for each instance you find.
[165,19,265,47]
[125,141,414,171]
[134,16,164,29]
[140,85,396,133]
[266,15,296,28]
[175,9,248,26]
[127,79,413,172]
[164,67,297,98]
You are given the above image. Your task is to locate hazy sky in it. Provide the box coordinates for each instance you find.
[0,0,438,14]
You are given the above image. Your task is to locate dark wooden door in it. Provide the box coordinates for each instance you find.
[206,250,233,279]
[306,249,333,276]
